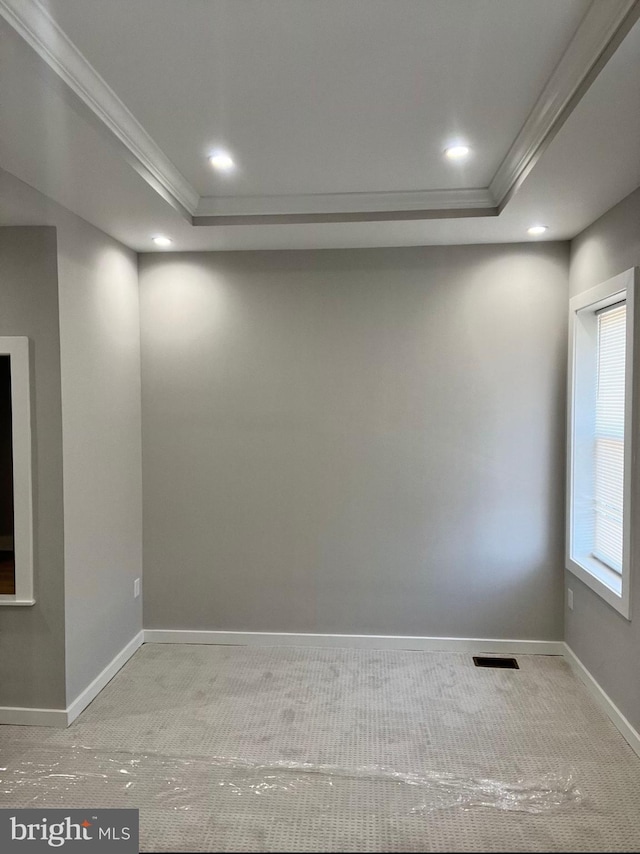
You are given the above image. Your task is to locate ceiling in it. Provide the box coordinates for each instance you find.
[0,0,639,251]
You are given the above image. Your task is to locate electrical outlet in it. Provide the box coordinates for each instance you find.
[567,588,574,611]
[134,578,141,598]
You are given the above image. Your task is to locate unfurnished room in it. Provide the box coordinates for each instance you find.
[1,1,640,852]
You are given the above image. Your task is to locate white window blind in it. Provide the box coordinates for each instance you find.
[593,302,626,573]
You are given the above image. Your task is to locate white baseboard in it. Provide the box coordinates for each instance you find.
[143,629,564,655]
[0,705,68,727]
[66,630,144,725]
[563,643,640,758]
[0,631,145,728]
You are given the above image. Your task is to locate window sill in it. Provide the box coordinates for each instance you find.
[566,555,629,619]
[0,597,35,606]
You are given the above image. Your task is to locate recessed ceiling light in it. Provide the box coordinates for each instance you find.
[209,150,235,172]
[152,235,172,247]
[527,225,548,236]
[444,145,471,161]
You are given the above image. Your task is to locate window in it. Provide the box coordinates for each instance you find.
[593,303,625,573]
[0,337,34,606]
[566,269,636,618]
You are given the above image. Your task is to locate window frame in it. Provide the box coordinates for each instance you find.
[0,337,35,606]
[566,268,636,619]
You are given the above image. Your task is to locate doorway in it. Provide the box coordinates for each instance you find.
[0,355,15,595]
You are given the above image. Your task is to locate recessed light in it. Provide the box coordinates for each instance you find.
[209,150,235,172]
[527,225,548,236]
[444,145,471,161]
[152,235,172,247]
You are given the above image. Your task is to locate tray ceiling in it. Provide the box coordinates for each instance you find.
[0,0,639,249]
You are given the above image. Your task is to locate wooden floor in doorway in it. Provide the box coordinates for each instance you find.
[0,551,15,594]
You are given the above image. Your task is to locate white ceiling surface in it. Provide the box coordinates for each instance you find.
[0,1,638,251]
[0,20,188,239]
[43,0,590,197]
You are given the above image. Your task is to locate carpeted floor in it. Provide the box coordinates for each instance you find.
[1,644,639,851]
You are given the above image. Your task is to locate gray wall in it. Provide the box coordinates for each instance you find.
[140,243,569,639]
[0,169,143,710]
[0,226,66,709]
[567,186,640,730]
[58,215,142,704]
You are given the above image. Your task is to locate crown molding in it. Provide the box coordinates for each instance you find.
[193,188,497,225]
[196,188,495,217]
[192,207,498,227]
[490,0,640,210]
[0,0,199,216]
